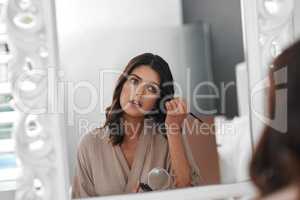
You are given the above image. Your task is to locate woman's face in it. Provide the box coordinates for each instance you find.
[120,65,161,118]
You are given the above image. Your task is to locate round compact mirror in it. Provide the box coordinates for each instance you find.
[147,167,171,191]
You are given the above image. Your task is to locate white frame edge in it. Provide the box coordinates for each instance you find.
[82,181,256,200]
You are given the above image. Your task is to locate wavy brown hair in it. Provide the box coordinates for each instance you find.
[250,40,300,198]
[101,53,175,145]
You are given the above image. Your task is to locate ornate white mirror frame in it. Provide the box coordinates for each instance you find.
[2,0,68,199]
[242,0,295,147]
[1,0,295,199]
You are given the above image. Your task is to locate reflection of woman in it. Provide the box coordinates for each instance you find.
[72,53,201,198]
[250,41,300,199]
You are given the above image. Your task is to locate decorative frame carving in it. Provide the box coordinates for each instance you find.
[4,0,68,199]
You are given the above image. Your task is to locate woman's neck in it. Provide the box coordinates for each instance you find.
[122,113,144,142]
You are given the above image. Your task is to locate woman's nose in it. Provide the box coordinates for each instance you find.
[134,84,146,96]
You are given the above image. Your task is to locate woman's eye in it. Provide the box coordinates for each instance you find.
[129,77,139,85]
[147,85,158,94]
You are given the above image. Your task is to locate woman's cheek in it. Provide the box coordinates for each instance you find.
[142,98,158,113]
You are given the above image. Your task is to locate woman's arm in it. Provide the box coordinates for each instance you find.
[167,130,192,187]
[165,98,192,188]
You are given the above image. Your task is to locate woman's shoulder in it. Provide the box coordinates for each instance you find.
[77,127,110,151]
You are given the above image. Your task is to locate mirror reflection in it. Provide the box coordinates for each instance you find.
[70,53,218,198]
[54,0,250,198]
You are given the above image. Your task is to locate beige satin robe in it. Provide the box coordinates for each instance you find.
[72,118,201,198]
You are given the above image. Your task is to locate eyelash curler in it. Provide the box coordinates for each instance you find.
[188,112,204,123]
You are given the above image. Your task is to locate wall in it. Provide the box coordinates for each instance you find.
[56,0,182,35]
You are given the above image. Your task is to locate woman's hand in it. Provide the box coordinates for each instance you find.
[165,97,188,134]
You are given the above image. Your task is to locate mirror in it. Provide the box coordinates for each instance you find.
[147,167,171,191]
[2,0,295,199]
[53,0,251,198]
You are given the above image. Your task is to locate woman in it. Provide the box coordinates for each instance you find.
[72,53,201,198]
[250,40,300,199]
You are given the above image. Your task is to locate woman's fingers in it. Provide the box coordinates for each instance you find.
[165,97,188,129]
[170,100,178,113]
[180,98,187,113]
[165,97,187,115]
[165,101,171,111]
[177,99,185,114]
[165,100,174,113]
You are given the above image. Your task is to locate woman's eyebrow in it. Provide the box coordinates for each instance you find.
[130,73,160,87]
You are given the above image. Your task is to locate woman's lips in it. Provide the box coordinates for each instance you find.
[129,100,142,107]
